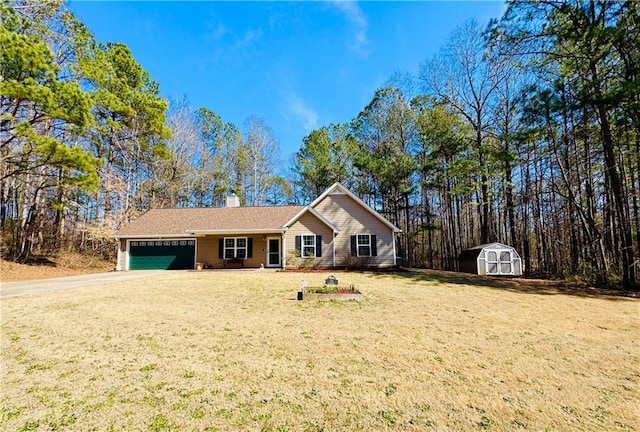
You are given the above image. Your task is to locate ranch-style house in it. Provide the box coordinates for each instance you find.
[113,182,401,270]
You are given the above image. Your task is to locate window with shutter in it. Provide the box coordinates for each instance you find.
[356,234,374,257]
[301,235,316,258]
[223,237,248,259]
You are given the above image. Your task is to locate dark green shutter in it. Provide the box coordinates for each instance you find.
[371,235,377,256]
[295,236,301,252]
[218,239,224,258]
[350,235,356,256]
[247,238,253,258]
[315,235,322,257]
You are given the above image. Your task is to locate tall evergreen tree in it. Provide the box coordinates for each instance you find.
[0,3,100,258]
[292,124,356,202]
[352,86,418,264]
[497,0,638,287]
[79,40,170,227]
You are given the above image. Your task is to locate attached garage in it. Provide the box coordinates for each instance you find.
[112,183,401,271]
[128,239,196,270]
[459,243,523,276]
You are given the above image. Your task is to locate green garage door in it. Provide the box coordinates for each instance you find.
[129,240,195,270]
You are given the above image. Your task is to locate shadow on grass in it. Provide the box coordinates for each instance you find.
[20,255,57,267]
[364,268,639,301]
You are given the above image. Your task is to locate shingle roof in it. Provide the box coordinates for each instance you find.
[463,242,513,251]
[114,206,306,237]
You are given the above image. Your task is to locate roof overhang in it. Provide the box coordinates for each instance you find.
[111,233,197,239]
[310,182,402,233]
[184,228,287,236]
[283,206,339,233]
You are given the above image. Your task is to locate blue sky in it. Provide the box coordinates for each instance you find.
[68,1,507,161]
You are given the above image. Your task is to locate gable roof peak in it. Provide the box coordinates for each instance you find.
[282,206,339,233]
[325,182,348,194]
[311,182,401,233]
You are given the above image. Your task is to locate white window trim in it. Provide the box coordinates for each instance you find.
[301,234,316,258]
[224,237,248,259]
[356,234,372,257]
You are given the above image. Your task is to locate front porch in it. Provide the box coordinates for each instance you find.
[195,234,284,269]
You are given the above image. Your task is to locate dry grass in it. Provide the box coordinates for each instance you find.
[1,253,113,282]
[1,270,638,431]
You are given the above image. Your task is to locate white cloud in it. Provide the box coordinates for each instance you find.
[203,10,228,42]
[202,6,262,55]
[281,91,319,132]
[235,28,263,50]
[330,1,369,56]
[209,22,227,41]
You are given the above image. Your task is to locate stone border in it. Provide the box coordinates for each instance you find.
[301,292,364,301]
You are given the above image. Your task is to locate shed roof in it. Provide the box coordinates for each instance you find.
[463,242,515,251]
[459,243,518,260]
[113,206,305,237]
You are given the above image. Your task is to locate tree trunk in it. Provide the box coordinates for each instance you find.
[594,89,636,287]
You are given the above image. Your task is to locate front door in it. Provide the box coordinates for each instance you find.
[267,238,281,267]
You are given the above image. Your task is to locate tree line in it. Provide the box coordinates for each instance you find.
[1,0,638,288]
[1,0,287,262]
[292,1,639,289]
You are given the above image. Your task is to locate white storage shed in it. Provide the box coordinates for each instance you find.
[459,243,523,276]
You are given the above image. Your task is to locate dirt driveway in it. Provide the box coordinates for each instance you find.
[1,270,168,299]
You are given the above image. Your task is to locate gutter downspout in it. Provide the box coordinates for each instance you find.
[333,232,336,268]
[392,230,397,266]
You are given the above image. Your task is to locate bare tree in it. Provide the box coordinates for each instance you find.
[243,116,281,206]
[420,19,504,244]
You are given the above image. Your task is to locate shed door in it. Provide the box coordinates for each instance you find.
[129,240,195,270]
[486,249,514,275]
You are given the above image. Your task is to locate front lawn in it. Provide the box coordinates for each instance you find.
[1,270,638,431]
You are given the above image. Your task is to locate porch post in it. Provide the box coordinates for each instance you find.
[281,233,286,268]
[115,239,122,271]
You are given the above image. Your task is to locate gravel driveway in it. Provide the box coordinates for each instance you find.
[1,271,168,299]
